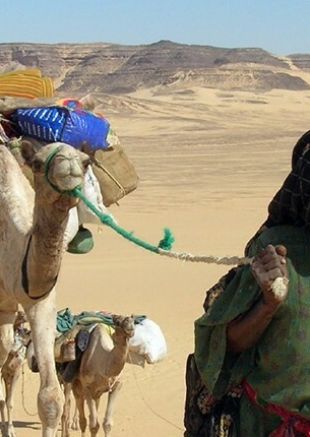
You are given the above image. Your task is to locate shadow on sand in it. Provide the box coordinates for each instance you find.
[13,420,41,430]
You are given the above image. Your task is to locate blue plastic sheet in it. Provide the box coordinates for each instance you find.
[12,106,110,151]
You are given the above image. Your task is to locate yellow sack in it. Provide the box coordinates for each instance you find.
[0,68,54,99]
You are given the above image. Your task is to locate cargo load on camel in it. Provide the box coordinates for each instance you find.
[0,68,139,253]
[27,307,168,380]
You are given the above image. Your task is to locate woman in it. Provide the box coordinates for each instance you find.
[184,131,310,436]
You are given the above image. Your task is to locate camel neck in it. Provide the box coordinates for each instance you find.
[23,203,69,299]
[108,331,129,377]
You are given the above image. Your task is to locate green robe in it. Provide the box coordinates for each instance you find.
[194,225,310,435]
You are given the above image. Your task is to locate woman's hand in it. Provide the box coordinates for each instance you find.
[227,245,288,353]
[251,244,288,310]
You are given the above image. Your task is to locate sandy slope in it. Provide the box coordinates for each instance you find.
[12,87,310,436]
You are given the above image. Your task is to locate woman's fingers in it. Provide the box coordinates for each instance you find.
[252,244,288,280]
[254,245,287,276]
[275,245,287,257]
[251,244,289,303]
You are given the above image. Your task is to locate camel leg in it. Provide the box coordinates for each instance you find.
[75,397,87,436]
[4,368,21,437]
[61,383,72,437]
[0,383,6,437]
[72,382,87,437]
[70,404,79,431]
[0,407,5,437]
[103,381,122,437]
[85,393,99,437]
[24,290,64,437]
[0,315,15,437]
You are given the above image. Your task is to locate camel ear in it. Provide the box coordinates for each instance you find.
[82,153,91,170]
[20,139,44,172]
[20,139,37,165]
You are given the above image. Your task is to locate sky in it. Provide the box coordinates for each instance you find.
[1,0,309,55]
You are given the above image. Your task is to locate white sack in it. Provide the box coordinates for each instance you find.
[77,166,115,225]
[128,318,168,366]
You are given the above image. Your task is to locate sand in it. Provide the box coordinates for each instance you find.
[11,86,310,436]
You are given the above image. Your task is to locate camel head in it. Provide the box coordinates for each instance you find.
[21,140,91,211]
[112,315,135,339]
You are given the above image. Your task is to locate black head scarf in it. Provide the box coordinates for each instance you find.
[266,129,310,227]
[245,130,310,254]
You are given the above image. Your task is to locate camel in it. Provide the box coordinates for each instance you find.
[0,311,30,437]
[0,141,90,437]
[61,315,135,437]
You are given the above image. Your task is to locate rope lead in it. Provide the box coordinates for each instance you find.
[44,147,247,266]
[71,187,251,266]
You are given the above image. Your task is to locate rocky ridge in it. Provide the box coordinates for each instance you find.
[0,40,309,94]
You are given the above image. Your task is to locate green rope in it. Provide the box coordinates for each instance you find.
[44,146,175,254]
[71,187,175,253]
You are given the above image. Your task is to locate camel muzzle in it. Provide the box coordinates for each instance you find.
[44,145,84,195]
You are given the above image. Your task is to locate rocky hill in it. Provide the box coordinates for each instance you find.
[0,40,309,94]
[288,54,310,70]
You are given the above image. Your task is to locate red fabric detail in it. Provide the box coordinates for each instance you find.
[243,380,310,437]
[61,99,83,110]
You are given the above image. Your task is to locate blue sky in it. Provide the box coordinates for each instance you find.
[2,0,309,55]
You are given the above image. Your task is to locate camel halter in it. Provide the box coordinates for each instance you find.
[43,147,288,298]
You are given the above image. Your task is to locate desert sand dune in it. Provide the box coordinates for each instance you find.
[12,87,310,436]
